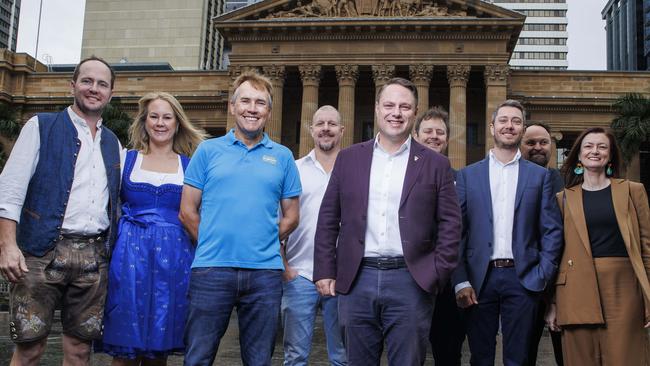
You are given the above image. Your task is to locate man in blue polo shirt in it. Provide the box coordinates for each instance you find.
[179,71,301,366]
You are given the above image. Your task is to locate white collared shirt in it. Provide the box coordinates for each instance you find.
[488,149,520,260]
[454,149,521,294]
[0,107,114,235]
[284,150,330,281]
[364,135,411,257]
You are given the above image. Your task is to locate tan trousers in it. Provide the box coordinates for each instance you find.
[562,257,650,366]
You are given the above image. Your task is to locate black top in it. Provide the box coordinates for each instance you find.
[582,186,628,258]
[548,168,565,194]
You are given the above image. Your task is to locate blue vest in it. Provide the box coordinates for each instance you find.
[16,109,121,257]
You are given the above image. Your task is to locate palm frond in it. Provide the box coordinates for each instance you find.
[611,93,650,164]
[0,103,20,139]
[101,101,132,147]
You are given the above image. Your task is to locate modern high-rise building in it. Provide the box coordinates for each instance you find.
[0,0,20,51]
[602,0,649,71]
[81,0,225,70]
[488,0,568,70]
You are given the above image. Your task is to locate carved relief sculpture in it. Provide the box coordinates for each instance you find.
[266,0,468,18]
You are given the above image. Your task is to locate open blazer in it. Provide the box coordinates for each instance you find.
[555,178,650,325]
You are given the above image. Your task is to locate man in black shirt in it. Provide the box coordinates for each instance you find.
[520,122,564,366]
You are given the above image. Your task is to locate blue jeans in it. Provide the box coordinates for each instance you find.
[281,275,346,366]
[183,267,282,366]
[338,266,434,365]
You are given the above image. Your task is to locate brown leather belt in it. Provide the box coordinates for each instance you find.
[490,259,515,268]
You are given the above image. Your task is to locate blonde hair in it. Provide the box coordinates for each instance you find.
[231,71,273,109]
[129,92,207,156]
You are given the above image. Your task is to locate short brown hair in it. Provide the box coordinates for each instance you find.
[414,106,449,136]
[491,99,525,125]
[72,56,115,89]
[375,77,418,106]
[561,127,623,188]
[231,70,273,109]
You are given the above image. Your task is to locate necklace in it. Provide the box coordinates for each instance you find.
[582,180,610,191]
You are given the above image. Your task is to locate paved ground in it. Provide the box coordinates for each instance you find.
[1,312,559,365]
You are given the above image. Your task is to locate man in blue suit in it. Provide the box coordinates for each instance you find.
[452,100,563,366]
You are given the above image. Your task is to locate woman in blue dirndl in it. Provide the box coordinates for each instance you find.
[102,92,206,365]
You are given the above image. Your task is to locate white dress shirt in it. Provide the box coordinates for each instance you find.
[0,107,114,235]
[363,135,411,258]
[284,150,330,281]
[488,149,520,260]
[454,149,521,294]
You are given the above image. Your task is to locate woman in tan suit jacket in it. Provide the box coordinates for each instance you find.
[546,127,650,365]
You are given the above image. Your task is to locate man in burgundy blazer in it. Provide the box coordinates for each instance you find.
[313,77,461,365]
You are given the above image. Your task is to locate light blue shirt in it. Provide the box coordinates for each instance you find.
[184,129,302,269]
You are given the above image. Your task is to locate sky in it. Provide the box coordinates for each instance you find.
[16,0,608,70]
[17,0,85,65]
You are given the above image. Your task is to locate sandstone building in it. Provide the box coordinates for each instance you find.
[1,0,648,186]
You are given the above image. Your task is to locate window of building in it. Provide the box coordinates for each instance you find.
[518,10,567,17]
[523,24,567,31]
[513,66,566,70]
[518,38,567,45]
[513,52,567,60]
[492,0,566,3]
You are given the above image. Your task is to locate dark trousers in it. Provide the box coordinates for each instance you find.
[527,299,563,366]
[465,267,540,366]
[429,282,466,366]
[338,266,434,366]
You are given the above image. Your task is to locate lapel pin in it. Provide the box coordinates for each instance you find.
[414,156,419,162]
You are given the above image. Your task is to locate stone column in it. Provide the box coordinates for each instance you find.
[298,65,322,157]
[447,65,470,169]
[409,64,434,115]
[550,132,562,169]
[226,65,245,131]
[262,65,285,143]
[335,64,359,148]
[372,64,396,135]
[627,153,641,182]
[484,64,510,155]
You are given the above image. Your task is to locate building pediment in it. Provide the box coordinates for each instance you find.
[216,0,524,21]
[264,0,470,19]
[215,0,525,56]
[214,0,525,49]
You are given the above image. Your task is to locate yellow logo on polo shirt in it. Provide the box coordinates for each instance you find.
[262,155,277,165]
